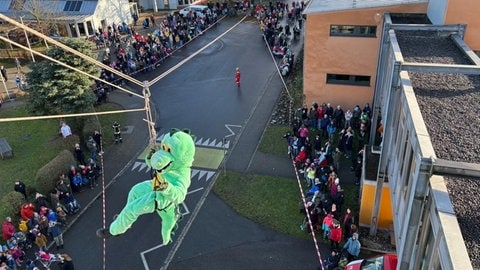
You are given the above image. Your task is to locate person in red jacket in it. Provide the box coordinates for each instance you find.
[329,220,342,250]
[2,217,15,241]
[294,146,308,166]
[235,67,241,87]
[21,203,35,221]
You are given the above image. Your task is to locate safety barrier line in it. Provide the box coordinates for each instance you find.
[291,158,325,270]
[257,11,324,270]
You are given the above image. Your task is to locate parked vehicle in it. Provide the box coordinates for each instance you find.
[179,5,208,18]
[345,254,397,270]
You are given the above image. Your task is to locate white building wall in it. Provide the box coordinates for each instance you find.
[92,0,133,29]
[139,0,179,11]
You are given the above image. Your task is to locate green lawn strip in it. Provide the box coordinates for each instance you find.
[214,170,359,241]
[216,119,361,242]
[0,103,124,201]
[213,171,309,239]
[0,107,61,197]
[257,125,292,156]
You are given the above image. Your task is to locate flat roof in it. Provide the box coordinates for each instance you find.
[395,30,480,268]
[304,0,428,15]
[444,175,480,269]
[396,30,479,163]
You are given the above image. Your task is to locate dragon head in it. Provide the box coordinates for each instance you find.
[147,128,195,174]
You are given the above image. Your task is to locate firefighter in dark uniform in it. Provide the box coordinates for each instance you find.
[113,121,122,144]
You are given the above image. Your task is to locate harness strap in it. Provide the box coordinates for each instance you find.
[155,200,173,212]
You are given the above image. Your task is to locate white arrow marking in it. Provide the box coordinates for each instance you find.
[139,162,149,172]
[198,170,207,181]
[224,124,241,138]
[191,169,200,179]
[202,138,210,146]
[208,139,217,147]
[132,161,142,171]
[205,171,215,182]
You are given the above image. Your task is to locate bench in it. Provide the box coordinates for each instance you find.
[0,138,13,159]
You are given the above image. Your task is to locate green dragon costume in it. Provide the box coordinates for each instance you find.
[96,128,195,245]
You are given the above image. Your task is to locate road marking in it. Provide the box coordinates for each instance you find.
[139,189,202,270]
[156,133,230,149]
[225,124,241,139]
[130,164,216,181]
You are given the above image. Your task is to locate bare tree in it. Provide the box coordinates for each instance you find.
[11,0,64,41]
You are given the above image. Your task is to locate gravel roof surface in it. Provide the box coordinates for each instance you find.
[444,175,480,269]
[396,30,480,163]
[395,30,480,267]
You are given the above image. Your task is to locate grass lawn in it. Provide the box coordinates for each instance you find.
[214,123,360,241]
[0,103,125,201]
[213,170,309,239]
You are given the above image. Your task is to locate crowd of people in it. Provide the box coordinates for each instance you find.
[90,3,232,101]
[286,101,375,269]
[0,120,111,269]
[1,190,75,270]
[253,1,304,78]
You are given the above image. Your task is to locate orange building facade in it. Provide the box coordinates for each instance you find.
[303,3,428,111]
[428,0,480,51]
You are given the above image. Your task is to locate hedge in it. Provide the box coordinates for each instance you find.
[35,149,76,195]
[0,191,24,227]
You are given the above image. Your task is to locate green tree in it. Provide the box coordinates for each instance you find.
[26,38,99,115]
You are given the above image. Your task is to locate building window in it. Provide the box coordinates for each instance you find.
[326,74,371,86]
[64,1,82,12]
[330,25,377,37]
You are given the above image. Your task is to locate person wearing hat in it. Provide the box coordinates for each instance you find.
[112,121,122,144]
[48,221,64,250]
[235,67,241,87]
[342,232,361,262]
[14,181,27,200]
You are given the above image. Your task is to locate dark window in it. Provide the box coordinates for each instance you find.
[64,1,83,11]
[64,1,72,11]
[326,74,371,86]
[330,25,377,37]
[74,1,82,11]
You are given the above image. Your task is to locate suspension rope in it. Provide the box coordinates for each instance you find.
[0,14,144,87]
[147,15,248,86]
[142,84,158,149]
[0,108,145,123]
[0,35,144,99]
[0,14,160,270]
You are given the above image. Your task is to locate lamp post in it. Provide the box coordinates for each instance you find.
[20,16,35,62]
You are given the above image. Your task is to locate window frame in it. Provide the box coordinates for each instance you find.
[326,74,371,86]
[330,25,377,37]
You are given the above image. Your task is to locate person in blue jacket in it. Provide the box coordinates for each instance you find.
[343,232,361,262]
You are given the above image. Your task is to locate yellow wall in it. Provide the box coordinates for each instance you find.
[359,181,394,229]
[303,4,428,110]
[444,0,480,51]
